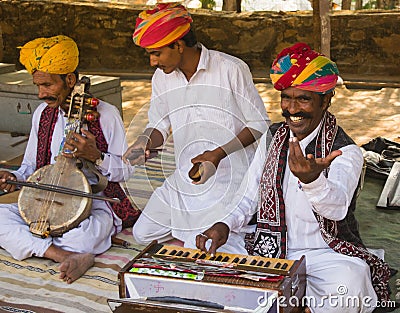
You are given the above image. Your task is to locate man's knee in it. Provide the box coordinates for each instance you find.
[337,260,371,286]
[328,259,375,301]
[132,223,153,246]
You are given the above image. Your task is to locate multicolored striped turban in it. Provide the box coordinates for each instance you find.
[132,3,193,49]
[19,35,79,75]
[270,42,339,94]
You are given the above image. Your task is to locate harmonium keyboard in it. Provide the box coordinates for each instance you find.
[112,241,306,313]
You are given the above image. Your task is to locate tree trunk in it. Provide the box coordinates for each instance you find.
[376,0,385,8]
[342,0,352,9]
[355,0,363,9]
[222,0,237,11]
[236,0,242,12]
[312,0,321,51]
[320,0,330,58]
[313,0,330,57]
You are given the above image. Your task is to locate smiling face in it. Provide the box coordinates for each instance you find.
[33,71,76,110]
[280,87,331,140]
[146,43,182,74]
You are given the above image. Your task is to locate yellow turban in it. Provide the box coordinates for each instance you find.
[19,35,79,74]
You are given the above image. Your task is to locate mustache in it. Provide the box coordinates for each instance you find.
[281,110,312,119]
[39,96,57,102]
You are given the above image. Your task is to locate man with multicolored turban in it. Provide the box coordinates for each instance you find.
[197,43,391,312]
[124,3,269,252]
[0,35,139,283]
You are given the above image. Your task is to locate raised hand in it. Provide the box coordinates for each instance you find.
[288,136,342,184]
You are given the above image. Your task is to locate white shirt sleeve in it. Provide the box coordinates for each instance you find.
[96,101,134,182]
[230,61,270,134]
[12,103,45,182]
[146,71,172,142]
[300,144,364,221]
[221,130,270,232]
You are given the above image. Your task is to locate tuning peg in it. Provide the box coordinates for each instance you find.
[84,111,100,122]
[85,97,99,107]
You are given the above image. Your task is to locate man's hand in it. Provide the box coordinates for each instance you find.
[288,137,342,184]
[195,222,230,256]
[62,129,102,162]
[0,171,17,193]
[123,139,149,166]
[189,148,226,184]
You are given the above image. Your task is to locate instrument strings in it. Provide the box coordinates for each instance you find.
[33,114,80,236]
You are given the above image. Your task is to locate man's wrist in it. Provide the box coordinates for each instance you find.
[137,134,152,149]
[214,147,227,160]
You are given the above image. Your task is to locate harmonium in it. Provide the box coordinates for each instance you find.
[110,241,306,313]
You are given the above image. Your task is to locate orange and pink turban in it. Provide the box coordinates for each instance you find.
[132,3,192,49]
[270,43,339,94]
[19,35,79,75]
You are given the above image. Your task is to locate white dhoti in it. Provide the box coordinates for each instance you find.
[132,167,248,255]
[288,248,378,313]
[0,199,118,261]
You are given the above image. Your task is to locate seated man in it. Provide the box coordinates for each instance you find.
[197,43,391,312]
[124,3,269,251]
[0,35,139,283]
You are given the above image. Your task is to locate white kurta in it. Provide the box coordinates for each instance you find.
[0,100,132,261]
[222,122,378,313]
[132,44,270,248]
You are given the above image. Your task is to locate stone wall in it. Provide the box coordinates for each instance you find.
[1,0,399,78]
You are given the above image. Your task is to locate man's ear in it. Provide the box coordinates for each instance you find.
[321,92,333,110]
[66,72,77,88]
[176,40,185,53]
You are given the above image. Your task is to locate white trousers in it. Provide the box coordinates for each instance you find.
[288,248,378,313]
[132,186,247,254]
[0,200,120,261]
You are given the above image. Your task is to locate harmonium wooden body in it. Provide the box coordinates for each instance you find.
[112,241,306,313]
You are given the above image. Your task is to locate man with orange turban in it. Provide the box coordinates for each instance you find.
[0,35,139,284]
[132,2,192,49]
[124,3,270,253]
[197,43,392,312]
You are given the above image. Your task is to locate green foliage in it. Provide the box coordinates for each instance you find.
[362,0,377,8]
[201,0,216,9]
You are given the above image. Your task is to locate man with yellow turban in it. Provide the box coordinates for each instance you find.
[197,43,392,312]
[19,35,79,75]
[0,35,139,283]
[124,3,269,252]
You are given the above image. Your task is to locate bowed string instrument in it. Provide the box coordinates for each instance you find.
[7,76,120,238]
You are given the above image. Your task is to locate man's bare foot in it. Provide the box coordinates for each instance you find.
[59,253,95,284]
[43,245,95,284]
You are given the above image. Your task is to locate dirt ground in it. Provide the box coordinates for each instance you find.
[121,80,400,147]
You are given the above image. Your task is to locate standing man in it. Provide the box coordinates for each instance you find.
[197,43,391,312]
[123,3,269,251]
[0,35,139,283]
